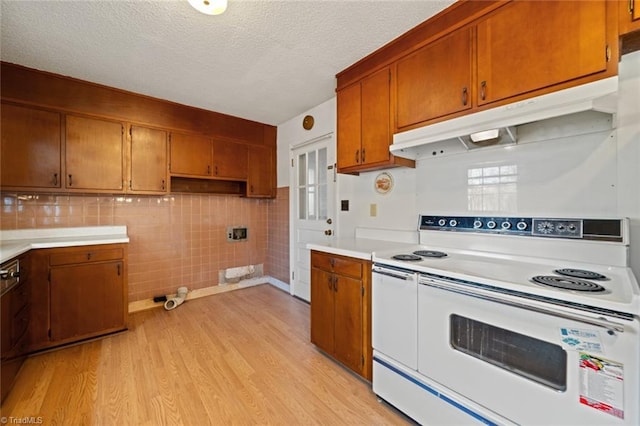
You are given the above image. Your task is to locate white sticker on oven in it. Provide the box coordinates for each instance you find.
[559,327,604,354]
[579,353,624,419]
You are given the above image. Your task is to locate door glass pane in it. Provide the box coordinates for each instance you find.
[308,187,316,220]
[308,151,316,186]
[450,315,567,391]
[298,154,306,186]
[318,148,327,184]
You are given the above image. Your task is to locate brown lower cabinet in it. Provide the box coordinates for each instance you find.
[310,250,372,381]
[28,244,128,352]
[0,253,30,403]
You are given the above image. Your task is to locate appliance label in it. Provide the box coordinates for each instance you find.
[559,327,604,354]
[579,353,624,419]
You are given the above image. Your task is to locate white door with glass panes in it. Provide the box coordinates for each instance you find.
[290,135,336,302]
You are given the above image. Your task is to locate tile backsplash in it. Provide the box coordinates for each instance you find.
[1,192,289,302]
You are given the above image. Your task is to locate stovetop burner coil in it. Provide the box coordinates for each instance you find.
[392,254,423,261]
[413,250,448,258]
[531,275,606,292]
[554,268,607,280]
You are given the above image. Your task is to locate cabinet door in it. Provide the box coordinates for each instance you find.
[66,115,124,191]
[360,67,392,167]
[212,140,248,179]
[1,103,61,189]
[50,261,125,342]
[477,1,609,106]
[619,0,640,35]
[247,144,274,198]
[336,82,362,170]
[169,132,212,177]
[396,28,472,129]
[333,275,363,374]
[130,125,168,193]
[310,267,335,354]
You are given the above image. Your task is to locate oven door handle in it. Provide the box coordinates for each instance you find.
[420,276,626,335]
[373,267,415,281]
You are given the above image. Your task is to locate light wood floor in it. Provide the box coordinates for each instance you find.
[1,284,411,425]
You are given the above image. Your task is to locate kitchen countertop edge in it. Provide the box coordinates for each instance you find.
[307,238,416,261]
[1,226,129,263]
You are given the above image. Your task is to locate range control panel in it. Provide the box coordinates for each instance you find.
[419,216,624,242]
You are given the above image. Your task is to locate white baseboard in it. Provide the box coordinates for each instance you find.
[265,276,291,293]
[128,276,290,313]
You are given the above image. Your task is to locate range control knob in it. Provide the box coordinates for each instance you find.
[516,221,528,231]
[487,220,497,229]
[537,221,554,234]
[449,219,458,227]
[557,224,566,232]
[473,220,483,229]
[568,224,577,232]
[501,221,512,230]
[438,218,447,227]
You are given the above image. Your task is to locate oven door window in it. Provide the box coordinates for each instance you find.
[450,314,567,391]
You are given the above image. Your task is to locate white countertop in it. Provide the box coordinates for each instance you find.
[307,238,416,261]
[1,226,129,263]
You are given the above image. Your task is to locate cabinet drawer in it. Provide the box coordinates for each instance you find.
[311,252,363,279]
[49,247,124,266]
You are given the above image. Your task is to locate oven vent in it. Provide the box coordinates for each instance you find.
[391,77,617,159]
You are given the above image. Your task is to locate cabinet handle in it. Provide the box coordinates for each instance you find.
[480,81,487,101]
[68,174,73,187]
[629,0,634,14]
[362,148,365,163]
[334,277,338,292]
[161,179,166,191]
[207,165,211,175]
[462,87,468,106]
[215,165,219,176]
[53,173,58,186]
[355,150,360,164]
[327,276,333,290]
[117,263,121,276]
[250,185,254,193]
[329,258,335,267]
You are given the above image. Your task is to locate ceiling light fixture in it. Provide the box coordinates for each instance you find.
[188,0,227,15]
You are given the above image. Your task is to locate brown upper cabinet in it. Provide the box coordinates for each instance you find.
[620,0,640,35]
[396,28,473,130]
[1,103,62,191]
[247,144,274,198]
[65,115,124,192]
[1,62,277,198]
[130,125,168,194]
[212,140,248,180]
[337,67,415,174]
[169,132,213,177]
[476,0,612,106]
[170,133,250,181]
[338,0,618,143]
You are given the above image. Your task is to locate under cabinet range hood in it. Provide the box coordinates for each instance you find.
[391,76,618,159]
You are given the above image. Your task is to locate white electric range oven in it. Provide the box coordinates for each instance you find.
[372,215,639,425]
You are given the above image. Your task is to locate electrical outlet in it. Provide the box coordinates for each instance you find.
[370,204,377,217]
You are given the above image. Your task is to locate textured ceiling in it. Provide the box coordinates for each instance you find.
[1,0,455,125]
